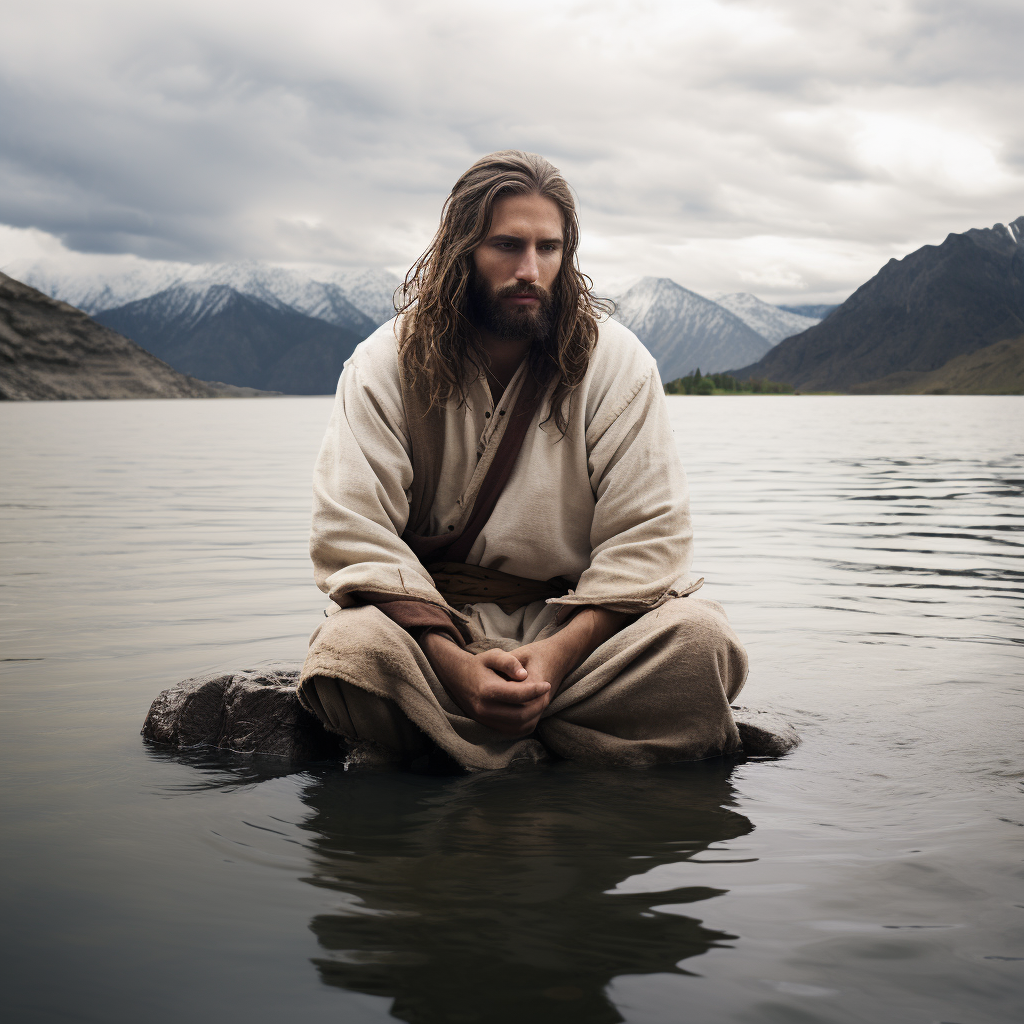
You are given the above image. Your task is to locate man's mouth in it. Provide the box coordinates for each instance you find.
[506,293,540,304]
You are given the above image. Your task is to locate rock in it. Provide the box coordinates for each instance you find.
[142,666,343,761]
[731,706,800,757]
[142,669,800,763]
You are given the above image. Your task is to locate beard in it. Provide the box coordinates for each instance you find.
[467,272,558,344]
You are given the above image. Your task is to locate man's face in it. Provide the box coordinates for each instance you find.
[469,192,564,342]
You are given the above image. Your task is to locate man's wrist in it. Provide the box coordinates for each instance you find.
[541,606,631,680]
[532,633,579,678]
[420,628,469,673]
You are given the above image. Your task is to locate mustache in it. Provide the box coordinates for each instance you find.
[494,282,550,300]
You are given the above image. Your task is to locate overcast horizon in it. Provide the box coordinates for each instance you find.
[2,0,1023,304]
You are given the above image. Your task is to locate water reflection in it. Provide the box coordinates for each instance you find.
[144,745,309,791]
[296,761,750,1024]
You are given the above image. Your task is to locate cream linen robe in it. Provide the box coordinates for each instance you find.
[300,315,748,768]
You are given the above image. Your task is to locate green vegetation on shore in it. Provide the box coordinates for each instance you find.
[664,369,795,395]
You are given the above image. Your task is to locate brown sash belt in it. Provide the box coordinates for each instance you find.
[359,563,568,648]
[428,561,572,615]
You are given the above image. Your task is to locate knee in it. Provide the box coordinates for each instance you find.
[647,598,748,697]
[647,597,735,646]
[309,603,409,658]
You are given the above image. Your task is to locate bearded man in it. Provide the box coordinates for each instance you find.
[298,150,748,770]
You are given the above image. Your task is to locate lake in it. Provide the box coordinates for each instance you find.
[1,394,1021,1024]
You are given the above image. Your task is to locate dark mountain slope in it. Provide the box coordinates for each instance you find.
[734,217,1024,391]
[849,334,1024,395]
[0,271,216,401]
[96,285,365,394]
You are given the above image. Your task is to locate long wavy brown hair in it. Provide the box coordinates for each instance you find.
[396,150,610,434]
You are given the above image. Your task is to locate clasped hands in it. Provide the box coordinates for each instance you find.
[420,635,564,736]
[420,606,631,737]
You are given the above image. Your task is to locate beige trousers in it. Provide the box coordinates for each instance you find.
[298,596,748,771]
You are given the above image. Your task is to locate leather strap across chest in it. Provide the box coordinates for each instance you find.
[399,365,542,565]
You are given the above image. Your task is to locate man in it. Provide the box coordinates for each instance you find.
[299,150,748,770]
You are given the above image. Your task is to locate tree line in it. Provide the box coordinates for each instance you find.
[664,369,795,395]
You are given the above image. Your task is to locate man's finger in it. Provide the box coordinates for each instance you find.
[480,691,549,715]
[479,649,528,680]
[480,678,550,705]
[477,698,547,733]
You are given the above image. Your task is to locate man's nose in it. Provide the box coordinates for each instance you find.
[514,247,539,283]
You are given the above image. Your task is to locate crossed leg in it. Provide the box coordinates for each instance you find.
[298,596,747,770]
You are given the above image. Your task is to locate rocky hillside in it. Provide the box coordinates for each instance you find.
[734,217,1024,391]
[612,277,772,378]
[95,284,364,394]
[849,335,1024,395]
[0,271,217,401]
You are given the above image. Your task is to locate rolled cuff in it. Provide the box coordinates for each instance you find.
[546,576,704,620]
[369,597,465,647]
[323,562,471,624]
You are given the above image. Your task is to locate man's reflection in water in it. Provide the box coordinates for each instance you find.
[296,759,752,1024]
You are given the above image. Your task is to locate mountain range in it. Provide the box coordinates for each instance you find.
[713,294,821,346]
[6,211,1021,396]
[736,217,1024,392]
[9,257,818,392]
[610,278,777,378]
[7,258,402,330]
[6,260,402,395]
[94,284,364,395]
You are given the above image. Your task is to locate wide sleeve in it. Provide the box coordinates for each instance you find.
[309,348,469,626]
[548,367,702,615]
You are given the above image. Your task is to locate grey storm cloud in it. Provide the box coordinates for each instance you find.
[1,0,1022,301]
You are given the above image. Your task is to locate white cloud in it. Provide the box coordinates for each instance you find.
[0,0,1021,302]
[0,225,68,264]
[852,112,1007,194]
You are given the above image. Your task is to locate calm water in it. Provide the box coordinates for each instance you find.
[1,395,1022,1024]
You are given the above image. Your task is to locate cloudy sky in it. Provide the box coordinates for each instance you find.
[2,0,1022,302]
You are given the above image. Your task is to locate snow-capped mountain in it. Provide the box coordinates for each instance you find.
[4,254,191,314]
[99,280,245,327]
[612,277,773,379]
[3,256,400,333]
[299,266,402,326]
[715,293,820,346]
[185,262,377,335]
[94,284,364,394]
[182,262,402,333]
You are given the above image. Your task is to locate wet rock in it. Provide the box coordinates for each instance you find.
[732,706,801,757]
[142,666,343,761]
[142,668,800,762]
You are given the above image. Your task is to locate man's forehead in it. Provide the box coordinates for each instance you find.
[484,194,564,239]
